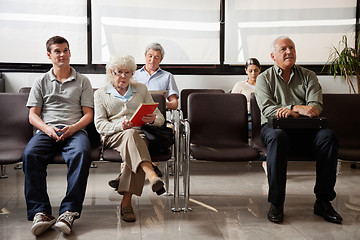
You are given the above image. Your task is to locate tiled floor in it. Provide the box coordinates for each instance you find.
[1,160,360,240]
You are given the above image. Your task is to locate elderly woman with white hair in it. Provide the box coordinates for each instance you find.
[94,55,165,222]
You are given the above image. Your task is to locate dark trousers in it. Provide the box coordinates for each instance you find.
[23,130,91,221]
[261,124,338,205]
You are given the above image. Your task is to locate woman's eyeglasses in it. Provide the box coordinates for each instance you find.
[112,70,132,77]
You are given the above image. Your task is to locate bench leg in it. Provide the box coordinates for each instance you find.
[163,161,173,196]
[1,165,8,179]
[336,160,342,176]
[169,145,175,176]
[182,121,192,212]
[171,120,182,212]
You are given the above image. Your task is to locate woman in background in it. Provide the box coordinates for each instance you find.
[231,58,261,110]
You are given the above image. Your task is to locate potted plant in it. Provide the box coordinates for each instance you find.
[323,35,360,94]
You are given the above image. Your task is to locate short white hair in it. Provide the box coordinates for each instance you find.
[271,36,294,53]
[105,55,137,84]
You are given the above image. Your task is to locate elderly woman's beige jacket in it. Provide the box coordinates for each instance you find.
[94,82,165,138]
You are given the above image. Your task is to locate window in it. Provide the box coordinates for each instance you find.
[0,0,88,64]
[91,0,220,64]
[225,0,357,64]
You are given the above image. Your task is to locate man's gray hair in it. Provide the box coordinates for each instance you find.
[271,36,294,53]
[145,42,165,59]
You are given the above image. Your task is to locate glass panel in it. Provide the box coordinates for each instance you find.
[225,0,357,64]
[92,0,220,64]
[0,0,87,64]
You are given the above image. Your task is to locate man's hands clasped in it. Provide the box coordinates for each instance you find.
[46,125,77,142]
[276,105,319,118]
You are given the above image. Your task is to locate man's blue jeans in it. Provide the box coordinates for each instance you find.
[23,129,91,221]
[261,124,338,205]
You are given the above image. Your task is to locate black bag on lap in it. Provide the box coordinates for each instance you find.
[141,124,175,153]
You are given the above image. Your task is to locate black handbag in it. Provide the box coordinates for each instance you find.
[141,124,175,153]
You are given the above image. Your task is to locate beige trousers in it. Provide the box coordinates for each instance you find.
[104,129,151,196]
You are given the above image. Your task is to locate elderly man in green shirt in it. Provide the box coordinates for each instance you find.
[255,36,342,224]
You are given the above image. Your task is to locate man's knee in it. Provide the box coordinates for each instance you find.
[23,145,33,159]
[264,129,289,145]
[317,129,338,144]
[65,133,92,164]
[73,132,91,150]
[23,140,42,162]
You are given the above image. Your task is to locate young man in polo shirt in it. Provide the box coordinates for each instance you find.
[22,36,94,236]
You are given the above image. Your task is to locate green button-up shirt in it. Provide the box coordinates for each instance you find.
[255,64,323,125]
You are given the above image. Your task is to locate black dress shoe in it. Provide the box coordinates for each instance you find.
[108,173,121,189]
[152,164,163,177]
[314,199,343,224]
[156,187,166,196]
[268,204,284,223]
[151,177,166,196]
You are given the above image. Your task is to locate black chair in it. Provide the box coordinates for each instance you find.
[178,89,226,175]
[180,89,225,119]
[322,94,360,168]
[18,87,31,94]
[249,93,267,155]
[0,75,5,92]
[182,92,259,210]
[0,93,33,178]
[101,93,181,210]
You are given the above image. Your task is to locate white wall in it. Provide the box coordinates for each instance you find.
[2,72,354,95]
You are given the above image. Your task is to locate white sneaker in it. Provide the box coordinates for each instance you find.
[54,211,79,234]
[31,212,56,236]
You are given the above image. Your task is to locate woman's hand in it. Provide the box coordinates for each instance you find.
[142,113,156,124]
[122,119,134,130]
